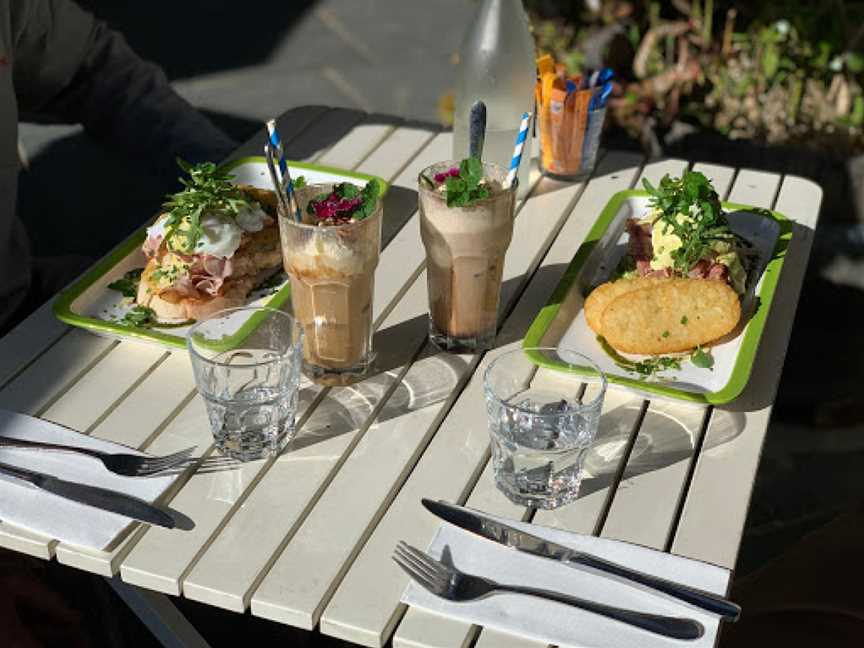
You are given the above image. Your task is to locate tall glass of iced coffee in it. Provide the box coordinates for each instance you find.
[279,181,382,385]
[418,160,515,353]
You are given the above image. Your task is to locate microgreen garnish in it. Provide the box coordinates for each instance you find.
[642,172,734,274]
[597,336,682,379]
[114,305,194,329]
[116,305,158,328]
[108,268,144,298]
[307,181,380,224]
[162,159,255,254]
[437,157,492,208]
[690,346,715,369]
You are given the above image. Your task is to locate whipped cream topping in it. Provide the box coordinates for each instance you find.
[290,232,374,276]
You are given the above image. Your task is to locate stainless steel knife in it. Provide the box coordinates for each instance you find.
[0,462,175,529]
[422,498,740,620]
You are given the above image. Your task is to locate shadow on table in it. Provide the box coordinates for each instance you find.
[287,352,470,453]
[577,401,746,503]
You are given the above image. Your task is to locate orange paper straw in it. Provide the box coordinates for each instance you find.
[568,89,592,171]
[549,86,568,171]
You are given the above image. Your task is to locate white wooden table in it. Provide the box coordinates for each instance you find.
[0,106,822,648]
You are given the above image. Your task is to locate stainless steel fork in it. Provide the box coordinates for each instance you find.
[0,436,196,477]
[393,541,704,641]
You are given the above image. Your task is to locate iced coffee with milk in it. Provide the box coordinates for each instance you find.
[279,181,382,385]
[418,159,515,352]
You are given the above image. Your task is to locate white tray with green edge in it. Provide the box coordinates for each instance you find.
[53,158,389,349]
[522,189,793,405]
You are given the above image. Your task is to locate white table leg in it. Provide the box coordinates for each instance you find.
[104,577,212,648]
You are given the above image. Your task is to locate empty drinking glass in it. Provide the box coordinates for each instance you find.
[483,347,606,509]
[187,307,303,462]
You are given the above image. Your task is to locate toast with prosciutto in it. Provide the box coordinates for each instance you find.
[135,161,282,320]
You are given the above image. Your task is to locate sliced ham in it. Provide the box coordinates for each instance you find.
[707,262,729,282]
[687,259,711,278]
[142,235,163,258]
[190,255,234,296]
[626,219,653,261]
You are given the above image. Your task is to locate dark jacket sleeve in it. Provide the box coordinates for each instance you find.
[11,0,237,172]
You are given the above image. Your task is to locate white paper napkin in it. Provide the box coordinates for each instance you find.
[0,409,180,551]
[402,514,731,648]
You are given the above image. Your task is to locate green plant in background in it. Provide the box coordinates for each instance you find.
[526,0,864,153]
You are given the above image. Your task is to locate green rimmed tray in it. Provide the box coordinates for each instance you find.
[522,189,793,405]
[53,158,389,349]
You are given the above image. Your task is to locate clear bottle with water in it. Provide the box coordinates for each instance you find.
[453,0,536,195]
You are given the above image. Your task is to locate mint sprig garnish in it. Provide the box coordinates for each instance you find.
[441,157,491,208]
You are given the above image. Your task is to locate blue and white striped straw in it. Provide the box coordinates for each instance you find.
[265,119,302,222]
[505,111,532,190]
[265,119,287,177]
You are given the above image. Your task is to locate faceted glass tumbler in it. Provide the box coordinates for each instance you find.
[187,307,304,462]
[484,347,607,509]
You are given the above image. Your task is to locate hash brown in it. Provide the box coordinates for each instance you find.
[584,277,668,334]
[600,278,741,354]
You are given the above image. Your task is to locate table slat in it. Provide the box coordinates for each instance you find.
[317,123,397,169]
[39,345,166,432]
[0,301,68,389]
[726,169,781,207]
[360,128,438,182]
[0,330,113,416]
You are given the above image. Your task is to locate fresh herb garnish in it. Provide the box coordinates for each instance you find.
[116,305,158,328]
[642,172,733,274]
[114,305,193,329]
[293,175,307,189]
[597,336,682,379]
[681,315,689,325]
[107,268,144,298]
[661,330,670,338]
[162,159,255,254]
[439,157,492,208]
[690,346,715,369]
